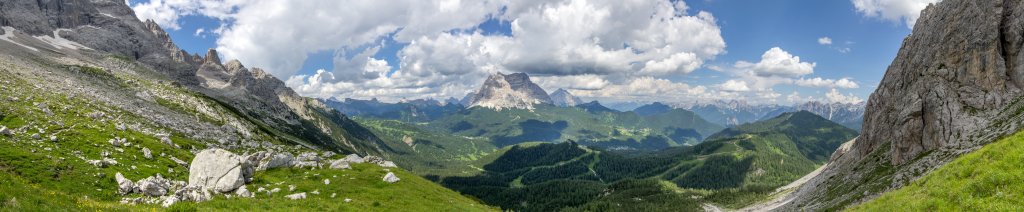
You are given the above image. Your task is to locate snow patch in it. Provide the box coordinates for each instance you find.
[0,27,40,51]
[35,29,92,50]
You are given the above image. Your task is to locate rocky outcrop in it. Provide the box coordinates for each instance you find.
[116,172,184,198]
[341,154,365,163]
[468,73,553,110]
[549,88,583,107]
[248,151,295,171]
[329,159,351,169]
[293,152,322,168]
[188,148,250,193]
[137,174,173,197]
[0,126,11,136]
[115,172,135,195]
[782,0,1024,210]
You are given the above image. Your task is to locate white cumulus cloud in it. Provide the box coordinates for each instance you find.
[817,37,832,45]
[719,80,751,92]
[735,47,815,78]
[133,0,728,102]
[795,77,860,89]
[825,88,864,104]
[851,0,942,28]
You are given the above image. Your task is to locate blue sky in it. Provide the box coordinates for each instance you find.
[128,0,933,105]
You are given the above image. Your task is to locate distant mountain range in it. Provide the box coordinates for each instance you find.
[324,72,866,132]
[614,100,865,131]
[549,88,584,107]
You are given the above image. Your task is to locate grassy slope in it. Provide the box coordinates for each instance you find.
[849,130,1024,211]
[195,163,494,211]
[354,118,498,177]
[0,58,493,211]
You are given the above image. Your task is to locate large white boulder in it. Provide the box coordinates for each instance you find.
[188,148,249,193]
[383,172,400,183]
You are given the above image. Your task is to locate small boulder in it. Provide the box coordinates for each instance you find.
[49,135,57,142]
[160,136,173,146]
[378,161,397,168]
[250,151,294,171]
[324,179,330,185]
[284,192,306,200]
[30,133,40,140]
[169,156,187,167]
[342,154,364,163]
[235,186,253,198]
[383,172,400,183]
[329,160,351,170]
[0,126,11,136]
[137,174,172,197]
[142,148,153,159]
[362,155,397,168]
[188,148,249,193]
[115,172,136,195]
[88,158,119,167]
[161,196,179,208]
[363,155,385,164]
[173,185,211,202]
[109,137,126,147]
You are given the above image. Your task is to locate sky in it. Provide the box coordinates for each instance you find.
[126,0,941,105]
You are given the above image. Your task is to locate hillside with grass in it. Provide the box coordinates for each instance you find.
[353,117,499,177]
[0,20,493,210]
[848,130,1024,211]
[435,111,857,211]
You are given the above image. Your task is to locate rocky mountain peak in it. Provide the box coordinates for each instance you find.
[204,48,221,65]
[468,72,552,110]
[549,88,583,107]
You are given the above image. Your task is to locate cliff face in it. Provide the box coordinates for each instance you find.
[784,0,1024,210]
[0,0,198,80]
[857,0,1024,166]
